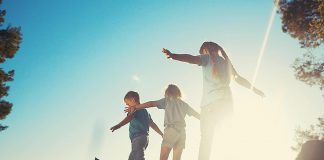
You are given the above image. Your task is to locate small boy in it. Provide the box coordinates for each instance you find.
[110,91,163,160]
[125,84,200,160]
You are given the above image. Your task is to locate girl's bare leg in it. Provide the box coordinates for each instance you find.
[160,146,172,160]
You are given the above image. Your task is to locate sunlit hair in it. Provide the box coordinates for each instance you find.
[199,41,229,60]
[199,41,220,55]
[199,41,232,84]
[124,91,140,103]
[164,84,181,99]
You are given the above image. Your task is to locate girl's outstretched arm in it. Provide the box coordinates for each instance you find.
[124,101,159,113]
[162,48,202,65]
[231,66,265,97]
[187,106,200,120]
[191,110,200,120]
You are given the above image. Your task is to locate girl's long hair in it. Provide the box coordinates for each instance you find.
[199,42,232,84]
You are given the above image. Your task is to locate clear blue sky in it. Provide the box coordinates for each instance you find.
[0,0,323,160]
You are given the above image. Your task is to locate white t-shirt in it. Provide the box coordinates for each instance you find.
[156,98,195,128]
[198,54,232,108]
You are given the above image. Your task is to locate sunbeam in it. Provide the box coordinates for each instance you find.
[251,0,279,87]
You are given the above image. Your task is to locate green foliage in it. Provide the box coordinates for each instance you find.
[277,0,324,48]
[292,52,324,95]
[277,0,324,95]
[0,0,22,132]
[0,100,12,120]
[0,26,22,63]
[292,116,324,152]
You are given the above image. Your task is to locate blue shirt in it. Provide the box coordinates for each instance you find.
[129,109,151,140]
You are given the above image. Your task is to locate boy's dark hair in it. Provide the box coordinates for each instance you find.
[124,91,140,103]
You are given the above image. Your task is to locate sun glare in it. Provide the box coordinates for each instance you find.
[206,94,294,160]
[132,74,140,82]
[208,1,294,159]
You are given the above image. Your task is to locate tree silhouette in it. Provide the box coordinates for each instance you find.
[277,0,324,95]
[292,51,324,95]
[0,0,22,131]
[292,116,324,152]
[296,140,324,160]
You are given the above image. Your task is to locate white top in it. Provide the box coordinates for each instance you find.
[198,54,232,108]
[157,98,195,128]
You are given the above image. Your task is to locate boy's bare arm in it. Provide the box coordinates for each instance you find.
[110,114,134,132]
[149,119,163,137]
[162,48,202,65]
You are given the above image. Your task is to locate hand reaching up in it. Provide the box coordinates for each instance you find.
[162,48,172,59]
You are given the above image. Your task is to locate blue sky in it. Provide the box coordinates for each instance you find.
[0,0,323,160]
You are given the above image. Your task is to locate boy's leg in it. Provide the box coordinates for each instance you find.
[128,152,134,160]
[130,135,149,160]
[129,140,134,160]
[160,146,172,160]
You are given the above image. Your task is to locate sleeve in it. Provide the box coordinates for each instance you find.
[148,113,152,121]
[198,54,209,66]
[185,103,196,116]
[156,98,166,109]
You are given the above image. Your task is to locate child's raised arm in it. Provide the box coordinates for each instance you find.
[162,48,202,65]
[110,114,134,132]
[124,101,159,113]
[231,65,265,97]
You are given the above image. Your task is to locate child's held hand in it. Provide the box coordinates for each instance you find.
[124,106,136,114]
